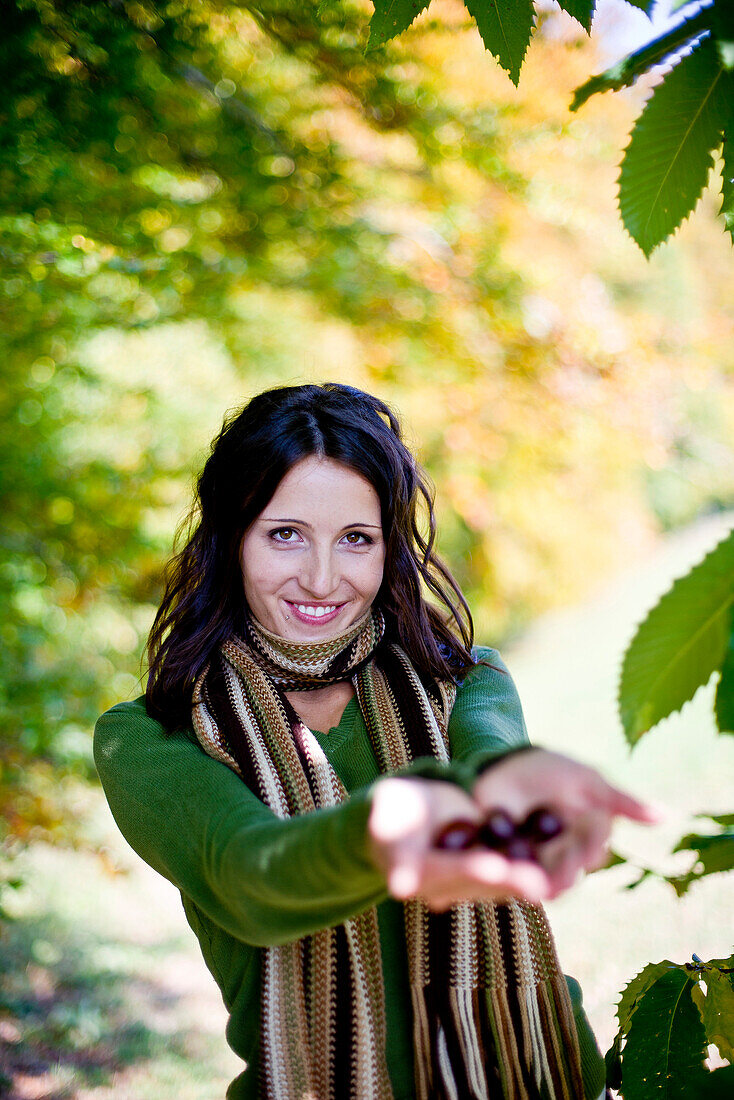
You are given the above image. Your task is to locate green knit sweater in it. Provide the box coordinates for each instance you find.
[94,648,604,1099]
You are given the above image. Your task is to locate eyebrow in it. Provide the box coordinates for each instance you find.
[260,517,382,530]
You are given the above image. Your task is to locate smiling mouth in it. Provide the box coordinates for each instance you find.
[285,601,345,623]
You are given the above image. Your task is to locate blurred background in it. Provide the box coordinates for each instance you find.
[1,1,732,1096]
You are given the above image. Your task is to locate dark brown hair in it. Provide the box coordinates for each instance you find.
[146,383,476,726]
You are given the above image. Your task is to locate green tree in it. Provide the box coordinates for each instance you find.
[0,0,587,839]
[1,2,731,848]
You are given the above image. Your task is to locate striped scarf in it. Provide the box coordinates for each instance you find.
[192,610,584,1100]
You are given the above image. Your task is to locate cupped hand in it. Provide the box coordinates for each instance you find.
[368,752,658,909]
[472,749,659,897]
[368,777,553,911]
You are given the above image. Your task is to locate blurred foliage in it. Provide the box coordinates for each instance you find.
[609,812,734,897]
[369,0,734,253]
[1,0,733,846]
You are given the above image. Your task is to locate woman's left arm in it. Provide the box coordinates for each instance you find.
[447,647,530,772]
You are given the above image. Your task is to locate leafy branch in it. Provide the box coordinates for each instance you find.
[608,813,734,897]
[606,955,734,1097]
[606,528,734,1093]
[362,0,734,253]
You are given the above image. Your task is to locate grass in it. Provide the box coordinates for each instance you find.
[0,835,240,1099]
[1,512,732,1096]
[507,512,734,1052]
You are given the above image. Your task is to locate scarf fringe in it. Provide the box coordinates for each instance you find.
[413,975,584,1100]
[193,617,585,1100]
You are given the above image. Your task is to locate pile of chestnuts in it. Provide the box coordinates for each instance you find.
[433,808,563,861]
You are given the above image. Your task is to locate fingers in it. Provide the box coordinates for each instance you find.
[370,761,660,912]
[598,782,662,824]
[474,750,659,828]
[539,812,612,897]
[390,847,553,906]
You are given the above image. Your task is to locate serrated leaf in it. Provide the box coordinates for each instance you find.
[720,89,734,240]
[715,618,734,730]
[367,0,431,49]
[465,0,535,87]
[620,38,729,255]
[622,967,708,1099]
[692,962,734,1063]
[625,0,656,13]
[619,527,734,743]
[555,1,595,34]
[705,955,734,972]
[616,960,678,1033]
[571,9,711,111]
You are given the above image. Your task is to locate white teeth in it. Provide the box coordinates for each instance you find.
[295,604,337,617]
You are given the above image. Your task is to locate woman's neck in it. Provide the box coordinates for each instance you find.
[284,681,355,733]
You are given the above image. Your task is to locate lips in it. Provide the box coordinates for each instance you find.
[285,601,346,626]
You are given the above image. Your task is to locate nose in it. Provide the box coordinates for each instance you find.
[299,544,338,598]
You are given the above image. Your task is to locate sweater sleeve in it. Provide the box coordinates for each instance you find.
[93,650,525,949]
[94,698,388,947]
[447,646,530,775]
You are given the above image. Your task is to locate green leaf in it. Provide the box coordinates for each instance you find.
[606,1031,623,1090]
[622,967,708,1099]
[720,91,734,241]
[571,9,711,111]
[620,39,729,255]
[667,871,697,897]
[625,0,656,13]
[367,0,431,49]
[619,527,734,743]
[691,961,734,1063]
[555,1,595,34]
[626,867,654,890]
[712,0,734,69]
[600,848,628,870]
[616,960,678,1034]
[715,618,734,731]
[465,0,535,87]
[712,0,734,64]
[700,812,734,827]
[673,830,734,876]
[693,1065,734,1099]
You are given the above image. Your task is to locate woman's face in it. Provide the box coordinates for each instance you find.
[240,456,386,642]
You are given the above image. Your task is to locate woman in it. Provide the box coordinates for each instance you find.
[95,383,653,1099]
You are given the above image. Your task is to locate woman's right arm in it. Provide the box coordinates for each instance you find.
[94,698,388,946]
